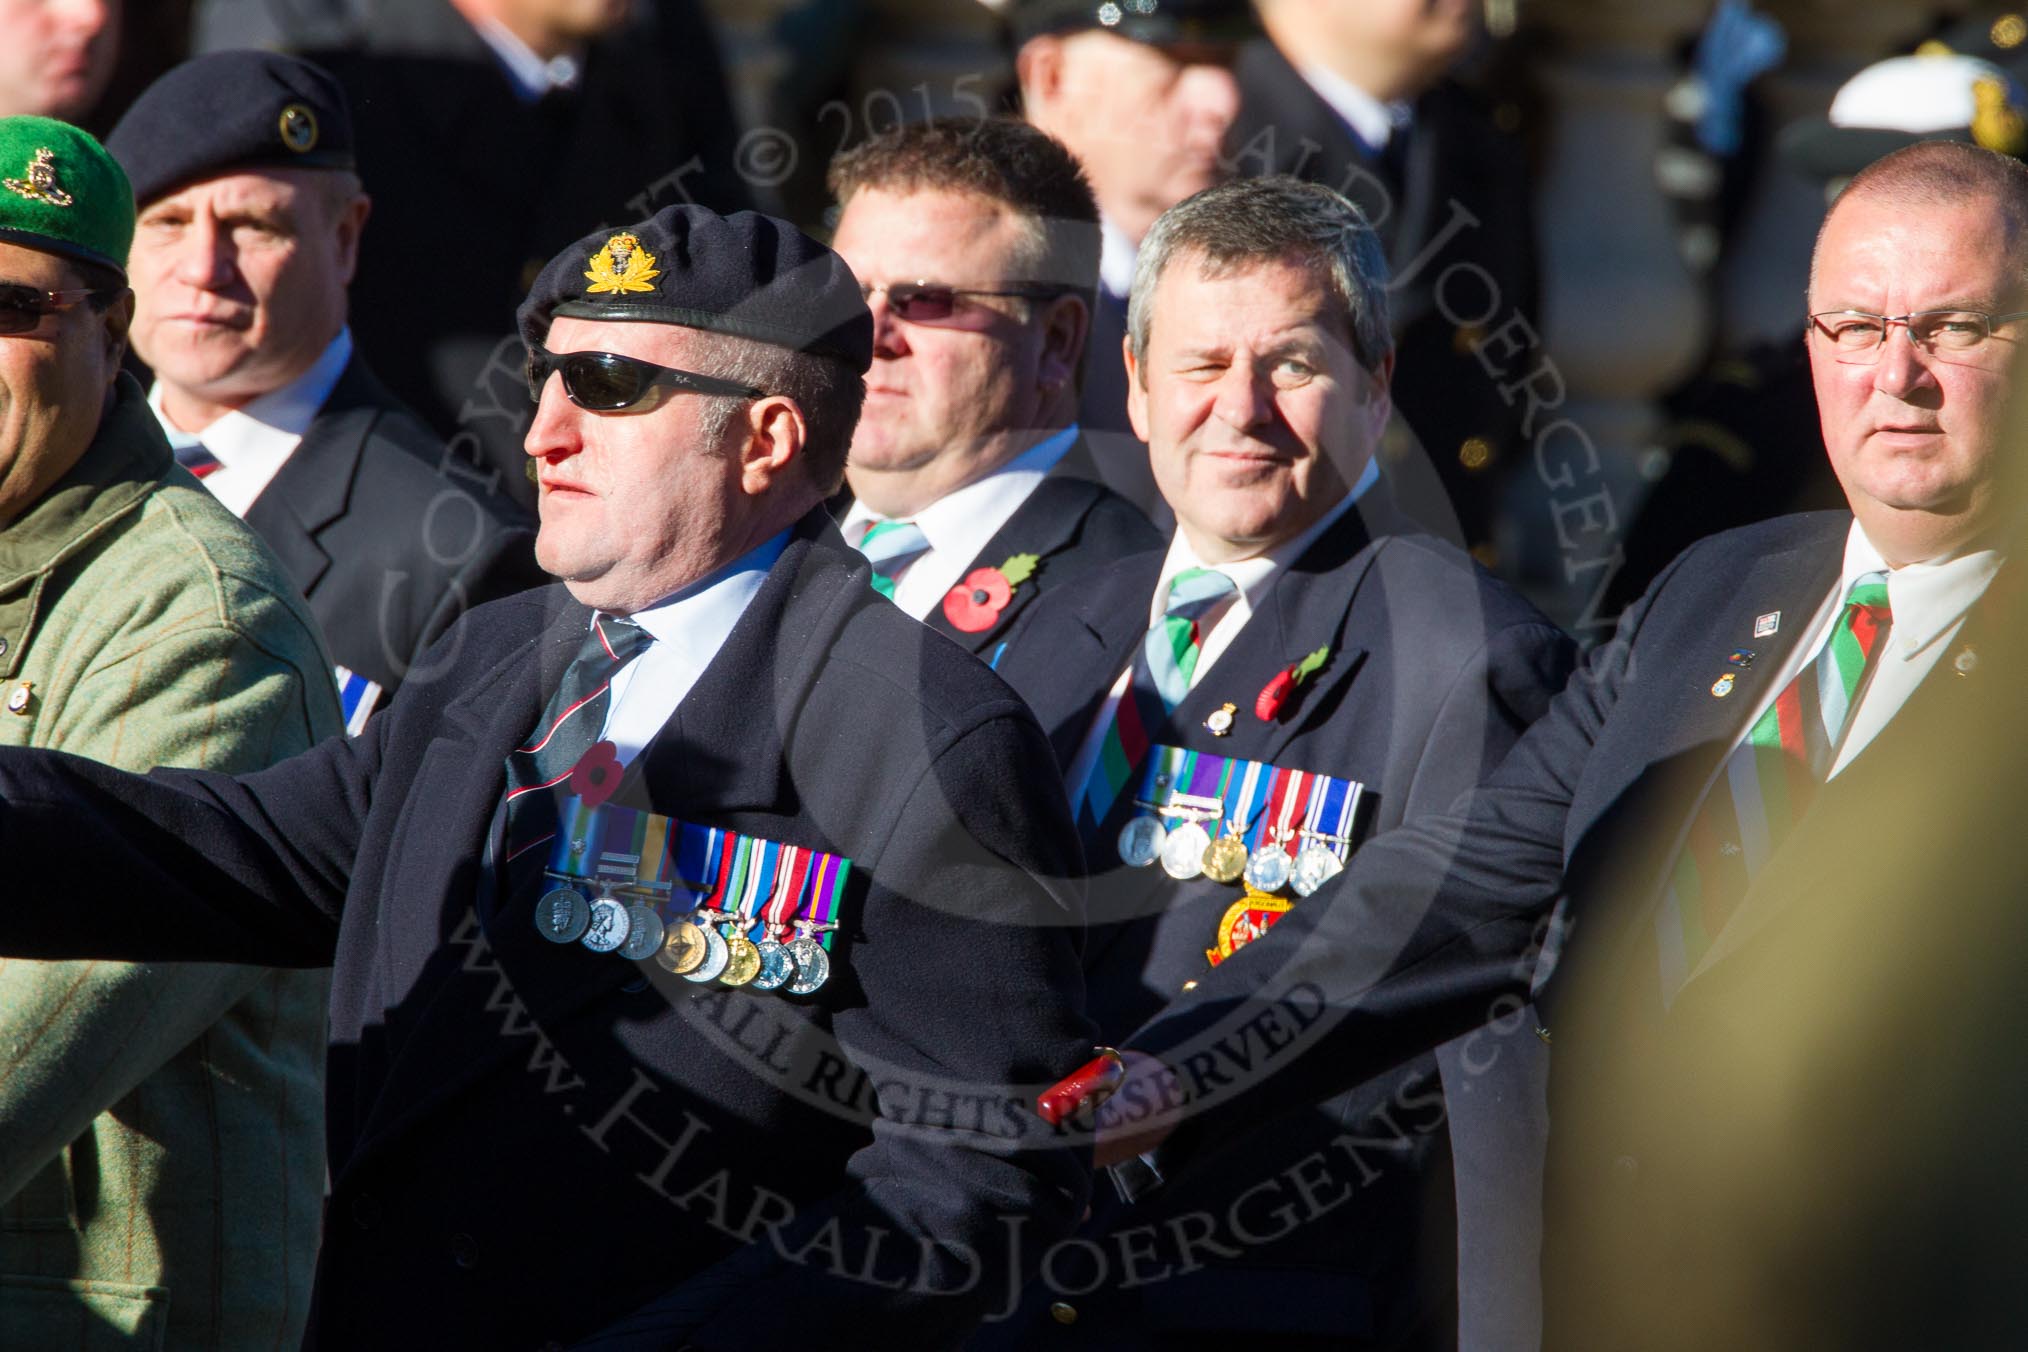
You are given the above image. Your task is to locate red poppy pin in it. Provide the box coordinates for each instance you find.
[1255,646,1332,722]
[942,552,1040,633]
[569,740,623,807]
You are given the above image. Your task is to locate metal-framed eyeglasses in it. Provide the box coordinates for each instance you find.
[861,280,1073,326]
[525,344,765,412]
[1807,309,2028,367]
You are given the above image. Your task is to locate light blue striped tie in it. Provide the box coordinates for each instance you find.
[857,519,930,599]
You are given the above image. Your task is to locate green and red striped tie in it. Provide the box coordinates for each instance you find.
[1655,572,1892,1004]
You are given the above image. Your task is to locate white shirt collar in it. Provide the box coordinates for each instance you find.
[1099,215,1138,303]
[1845,522,2004,661]
[148,328,353,517]
[839,426,1079,620]
[1299,61,1414,154]
[1148,457,1381,626]
[470,13,582,101]
[599,529,790,765]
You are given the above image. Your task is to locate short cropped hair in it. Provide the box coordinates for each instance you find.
[1813,140,2028,294]
[827,116,1100,294]
[1128,176,1393,376]
[691,330,866,496]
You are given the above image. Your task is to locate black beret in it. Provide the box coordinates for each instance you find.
[105,50,355,207]
[1007,0,1256,47]
[517,205,873,373]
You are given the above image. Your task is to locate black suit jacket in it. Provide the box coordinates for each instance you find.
[1120,512,1930,1341]
[0,513,1096,1350]
[243,356,543,709]
[983,493,1575,1348]
[919,439,1161,658]
[206,0,755,509]
[1228,41,1538,552]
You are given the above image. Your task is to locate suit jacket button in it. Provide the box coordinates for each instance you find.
[1049,1301,1078,1325]
[450,1232,480,1269]
[349,1193,380,1230]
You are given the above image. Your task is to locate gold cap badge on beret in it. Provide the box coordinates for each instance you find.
[278,103,319,154]
[584,232,659,295]
[4,148,72,208]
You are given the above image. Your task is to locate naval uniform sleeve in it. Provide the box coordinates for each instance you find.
[1118,556,1683,1176]
[575,701,1096,1351]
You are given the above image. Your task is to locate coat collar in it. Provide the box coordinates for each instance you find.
[243,357,388,594]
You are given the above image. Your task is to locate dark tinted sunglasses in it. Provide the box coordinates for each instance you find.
[863,280,1071,325]
[525,345,765,412]
[0,283,120,336]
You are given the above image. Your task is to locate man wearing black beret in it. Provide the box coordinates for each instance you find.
[0,200,1099,1350]
[107,49,544,734]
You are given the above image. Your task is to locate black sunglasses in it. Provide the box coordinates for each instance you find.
[862,280,1072,325]
[525,345,765,412]
[0,282,120,336]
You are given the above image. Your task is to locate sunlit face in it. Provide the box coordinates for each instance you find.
[831,187,1062,506]
[0,239,128,524]
[128,169,363,418]
[1807,192,2026,558]
[1318,0,1478,79]
[1031,31,1238,236]
[1130,252,1390,562]
[525,316,749,613]
[497,0,630,47]
[0,0,117,120]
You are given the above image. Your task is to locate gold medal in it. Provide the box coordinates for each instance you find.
[720,928,763,986]
[1200,824,1247,884]
[655,918,707,974]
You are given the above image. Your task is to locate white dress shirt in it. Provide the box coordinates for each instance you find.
[842,426,1080,621]
[1299,61,1414,155]
[149,328,353,519]
[469,14,583,100]
[1063,460,1380,795]
[598,530,789,768]
[1099,216,1138,303]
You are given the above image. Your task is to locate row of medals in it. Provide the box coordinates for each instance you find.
[535,881,832,996]
[1118,806,1346,897]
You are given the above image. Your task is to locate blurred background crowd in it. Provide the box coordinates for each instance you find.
[29,0,2028,638]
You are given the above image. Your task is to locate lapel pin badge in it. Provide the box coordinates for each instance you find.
[1753,611,1780,638]
[1954,644,1979,676]
[1726,648,1756,667]
[6,680,31,715]
[1204,701,1237,737]
[1710,673,1735,698]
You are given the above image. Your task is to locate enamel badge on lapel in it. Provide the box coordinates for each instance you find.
[942,553,1039,633]
[1255,646,1332,723]
[1753,611,1780,638]
[1726,648,1755,667]
[5,680,30,714]
[1953,644,1980,676]
[1204,702,1237,736]
[1710,673,1735,698]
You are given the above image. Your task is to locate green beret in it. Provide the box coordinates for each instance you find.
[0,117,134,276]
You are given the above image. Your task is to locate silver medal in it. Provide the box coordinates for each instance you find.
[581,895,632,953]
[618,903,665,960]
[786,935,831,995]
[1289,843,1345,897]
[682,921,731,983]
[1117,816,1166,868]
[1160,820,1211,879]
[751,938,794,991]
[1244,843,1293,894]
[534,885,590,943]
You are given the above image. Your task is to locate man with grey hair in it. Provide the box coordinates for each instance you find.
[985,175,1573,1349]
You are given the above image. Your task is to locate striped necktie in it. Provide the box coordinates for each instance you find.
[1073,566,1238,837]
[502,614,652,865]
[1654,571,1892,1002]
[172,439,222,479]
[856,519,930,598]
